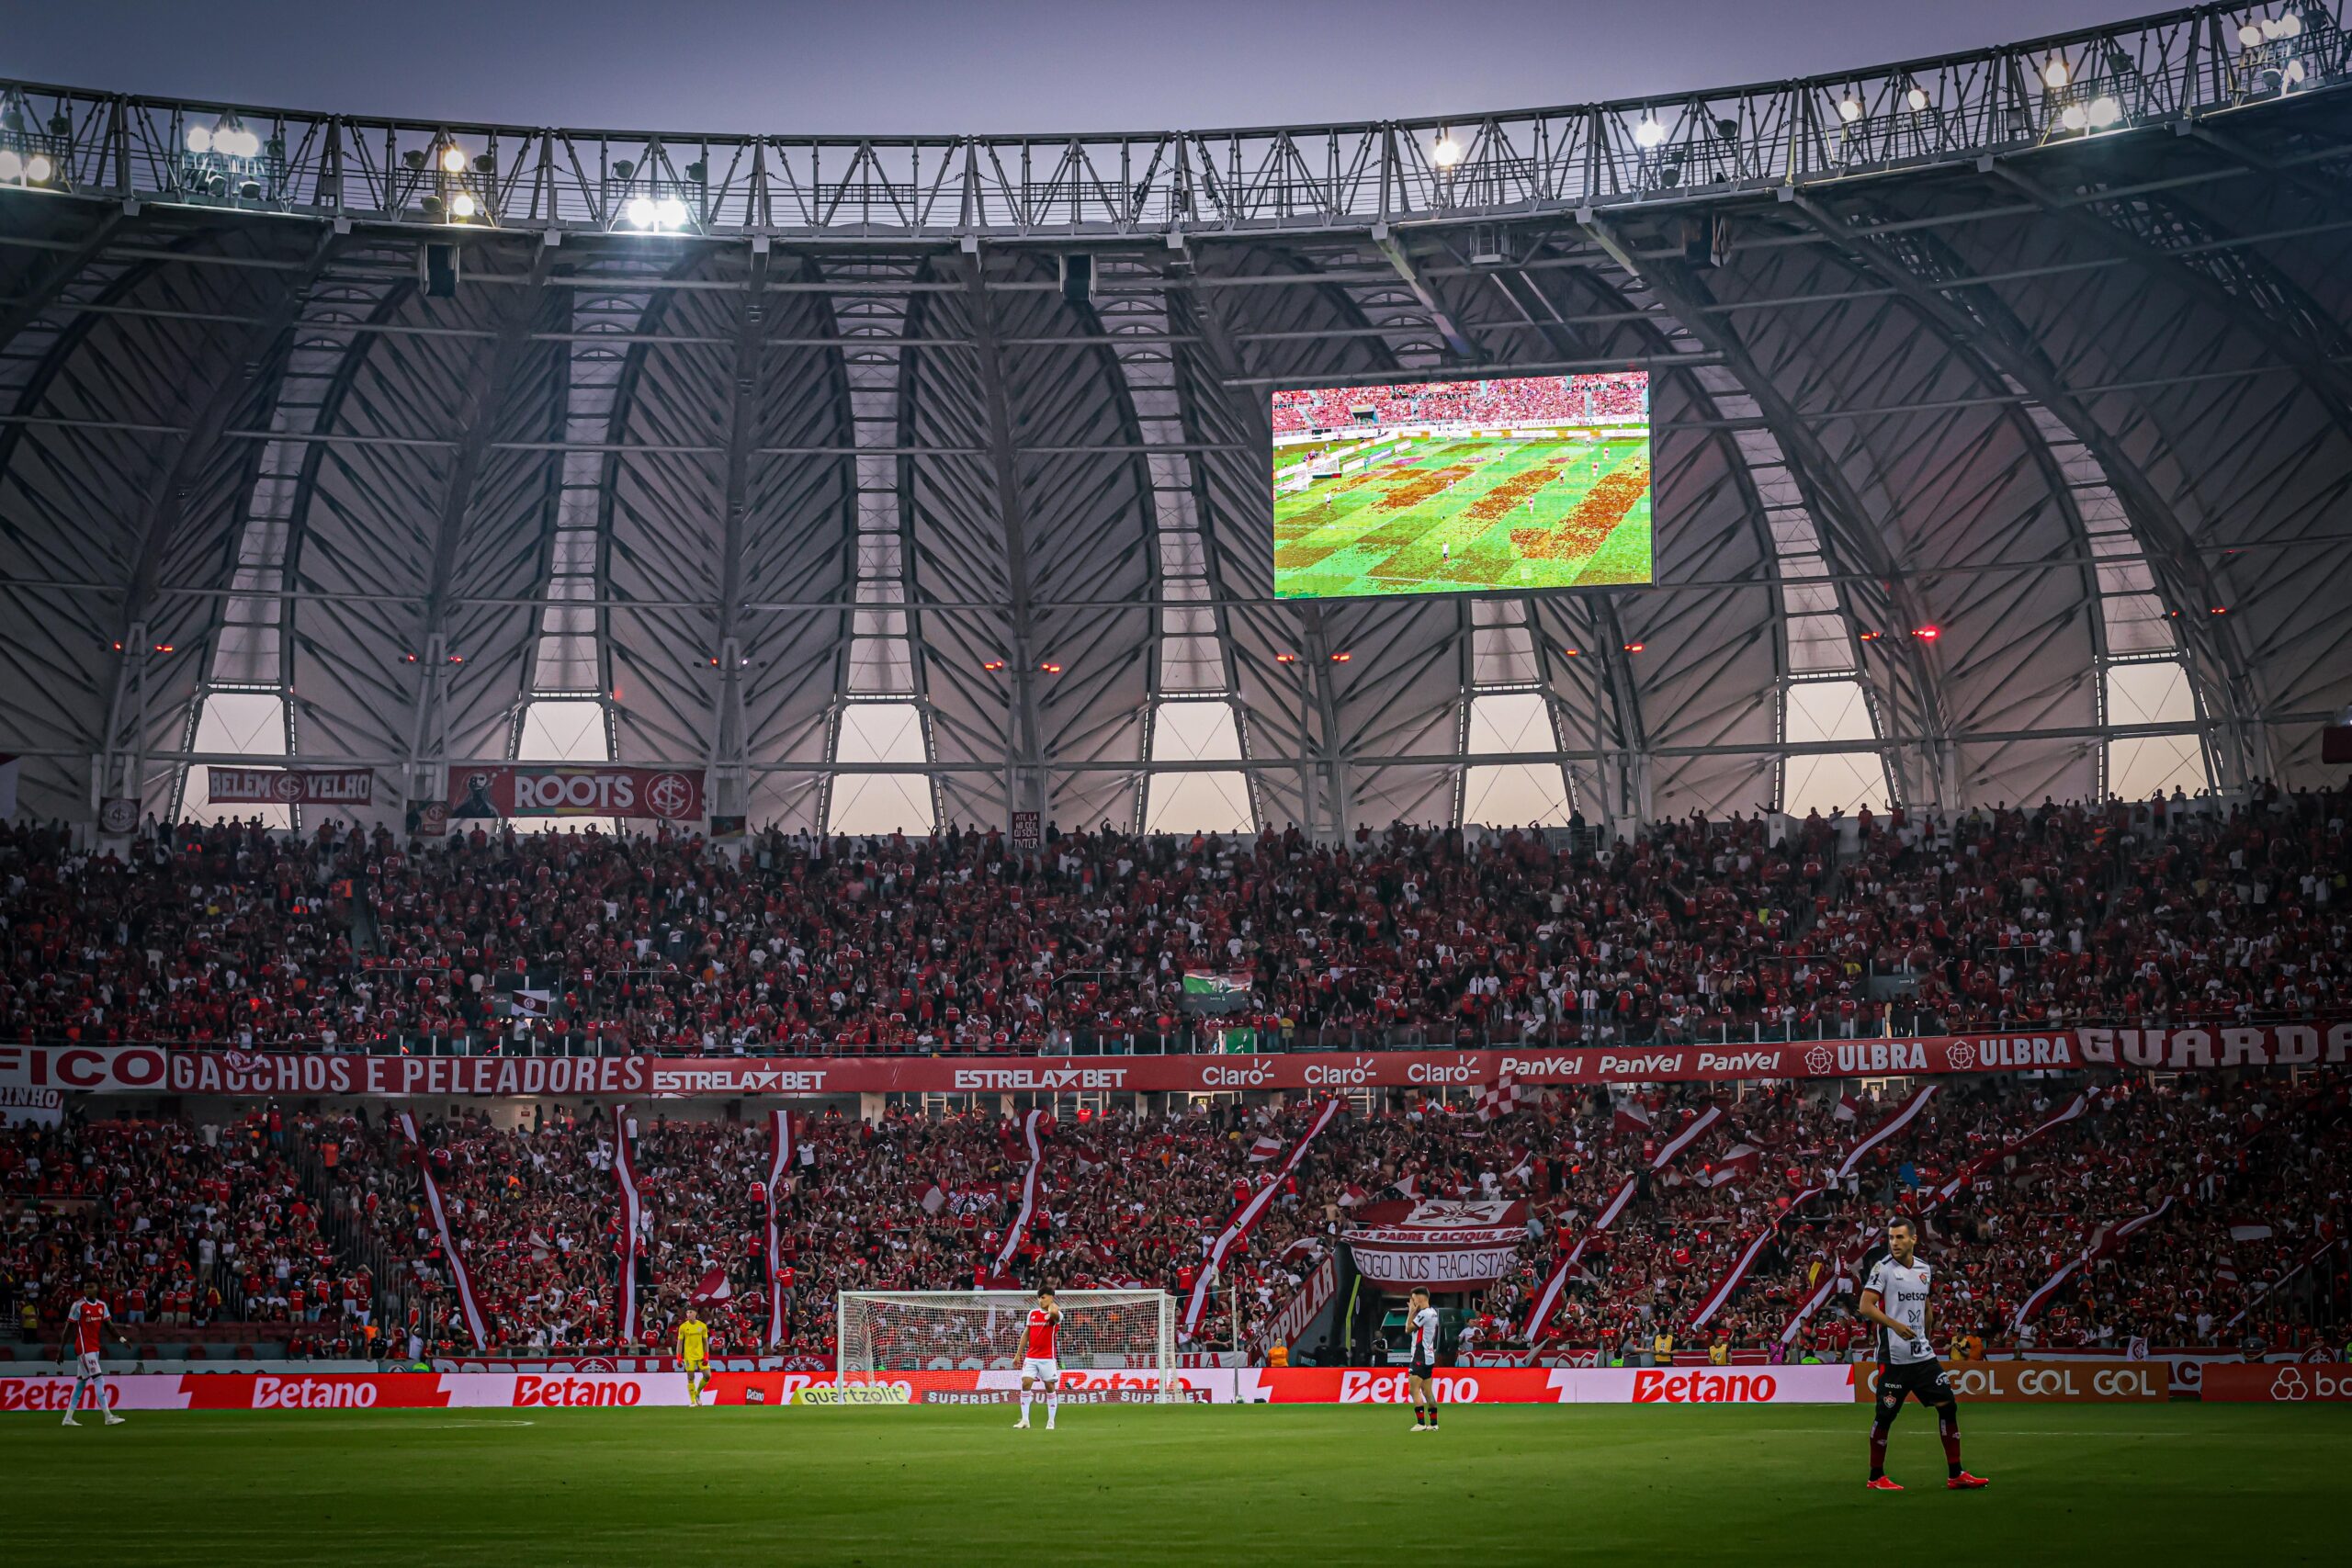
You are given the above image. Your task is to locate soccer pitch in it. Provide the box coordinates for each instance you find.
[8,1404,2343,1566]
[1273,433,1652,598]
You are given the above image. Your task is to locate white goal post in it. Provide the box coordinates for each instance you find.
[837,1290,1180,1401]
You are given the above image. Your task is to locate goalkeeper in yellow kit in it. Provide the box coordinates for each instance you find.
[676,1306,711,1407]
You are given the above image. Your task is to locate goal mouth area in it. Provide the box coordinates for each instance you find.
[835,1290,1182,1403]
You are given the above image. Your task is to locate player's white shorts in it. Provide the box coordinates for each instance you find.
[1020,1358,1059,1384]
[79,1352,103,1376]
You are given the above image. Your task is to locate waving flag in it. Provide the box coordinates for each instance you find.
[614,1105,644,1344]
[1185,1099,1341,1337]
[1612,1099,1652,1134]
[1248,1134,1284,1162]
[1649,1104,1722,1171]
[2015,1194,2177,1328]
[1520,1175,1638,1352]
[764,1109,794,1347]
[1476,1070,1521,1123]
[394,1111,489,1349]
[692,1267,733,1305]
[994,1109,1051,1274]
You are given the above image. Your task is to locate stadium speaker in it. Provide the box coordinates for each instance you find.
[421,242,460,299]
[1059,253,1092,307]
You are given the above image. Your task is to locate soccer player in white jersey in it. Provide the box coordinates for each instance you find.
[1858,1216,1988,1491]
[1406,1286,1442,1433]
[60,1280,129,1427]
[1013,1286,1061,1431]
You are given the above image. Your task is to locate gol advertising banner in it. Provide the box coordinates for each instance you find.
[1854,1359,2166,1403]
[4,1023,2349,1101]
[2199,1362,2352,1403]
[207,767,376,807]
[447,765,704,822]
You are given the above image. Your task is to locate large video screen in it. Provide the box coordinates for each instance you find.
[1271,372,1652,599]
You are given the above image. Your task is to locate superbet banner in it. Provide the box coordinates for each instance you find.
[206,767,376,807]
[3,1021,2349,1100]
[1854,1360,2165,1404]
[447,764,704,822]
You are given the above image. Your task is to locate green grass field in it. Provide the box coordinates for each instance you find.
[1273,433,1652,598]
[6,1404,2345,1566]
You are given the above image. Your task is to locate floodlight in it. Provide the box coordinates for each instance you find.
[1838,96,1863,123]
[2260,16,2283,38]
[0,151,20,181]
[186,124,213,154]
[2087,96,2122,127]
[2279,13,2302,37]
[1430,133,1464,170]
[1632,118,1667,149]
[25,153,51,183]
[1905,85,1930,111]
[451,192,477,219]
[626,195,657,228]
[2239,23,2263,45]
[656,196,688,227]
[2042,59,2071,88]
[2062,105,2089,130]
[440,145,468,175]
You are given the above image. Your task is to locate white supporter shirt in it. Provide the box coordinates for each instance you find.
[1863,1254,1936,1366]
[1410,1306,1441,1365]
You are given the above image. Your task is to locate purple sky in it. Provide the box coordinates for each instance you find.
[15,0,2158,134]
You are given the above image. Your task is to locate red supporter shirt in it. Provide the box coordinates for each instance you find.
[74,1298,111,1356]
[1023,1307,1059,1359]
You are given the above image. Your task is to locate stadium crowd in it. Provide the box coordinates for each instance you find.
[1270,373,1646,433]
[2,784,2342,1060]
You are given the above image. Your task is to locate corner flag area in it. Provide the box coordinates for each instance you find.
[1272,433,1653,598]
[8,1404,2342,1566]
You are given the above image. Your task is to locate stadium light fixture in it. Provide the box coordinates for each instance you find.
[1273,651,1299,664]
[1905,85,1930,111]
[1912,625,1940,641]
[450,192,477,220]
[0,152,18,181]
[1039,660,1063,674]
[2280,12,2304,37]
[657,196,689,228]
[1623,641,1645,653]
[1837,96,1864,123]
[2042,58,2071,88]
[440,145,468,175]
[1560,648,1580,658]
[625,195,658,229]
[1632,118,1668,150]
[982,660,1005,671]
[1329,651,1351,663]
[186,123,213,154]
[25,153,52,184]
[2062,105,2090,131]
[2087,96,2123,128]
[1430,131,1464,170]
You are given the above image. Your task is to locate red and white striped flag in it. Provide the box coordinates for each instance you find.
[692,1267,733,1305]
[1833,1093,1860,1123]
[1476,1070,1521,1123]
[1612,1099,1652,1134]
[764,1109,793,1347]
[614,1105,645,1345]
[1248,1134,1284,1162]
[394,1111,490,1349]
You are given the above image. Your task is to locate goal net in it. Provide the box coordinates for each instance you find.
[837,1290,1179,1401]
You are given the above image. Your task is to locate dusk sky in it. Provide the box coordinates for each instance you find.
[15,0,2157,134]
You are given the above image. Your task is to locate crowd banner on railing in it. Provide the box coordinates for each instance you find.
[2,1023,2348,1100]
[392,1112,489,1349]
[764,1110,793,1348]
[1346,1201,1530,1292]
[207,767,375,807]
[1184,1099,1341,1337]
[446,764,704,822]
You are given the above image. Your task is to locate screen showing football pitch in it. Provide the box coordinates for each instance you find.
[1270,372,1653,599]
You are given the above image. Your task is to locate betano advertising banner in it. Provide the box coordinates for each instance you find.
[447,765,705,822]
[3,1022,2347,1100]
[1853,1359,2166,1403]
[0,1364,1860,1414]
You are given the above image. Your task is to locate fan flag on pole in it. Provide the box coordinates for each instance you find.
[1476,1070,1521,1122]
[1611,1099,1651,1134]
[1834,1092,1860,1122]
[692,1267,733,1305]
[1248,1134,1284,1162]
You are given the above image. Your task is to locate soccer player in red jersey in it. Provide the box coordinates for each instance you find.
[1013,1286,1061,1430]
[60,1280,129,1427]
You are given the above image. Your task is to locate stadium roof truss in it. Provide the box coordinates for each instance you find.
[1,1,2348,834]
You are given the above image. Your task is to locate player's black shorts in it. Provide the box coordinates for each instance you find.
[1874,1359,1953,1407]
[1408,1359,1434,1381]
